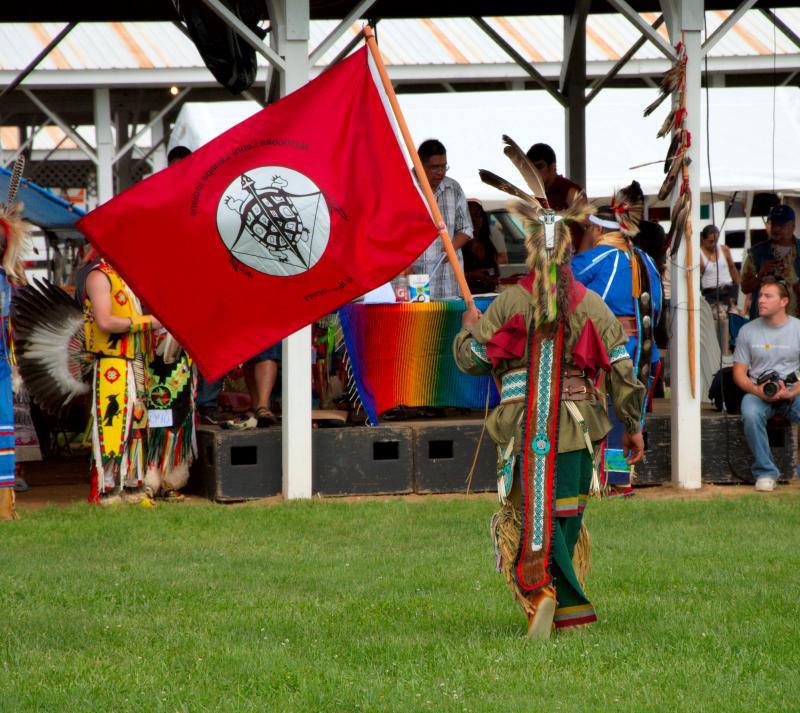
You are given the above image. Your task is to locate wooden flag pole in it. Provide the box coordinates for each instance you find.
[363,25,475,312]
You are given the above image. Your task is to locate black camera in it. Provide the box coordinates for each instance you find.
[756,371,798,398]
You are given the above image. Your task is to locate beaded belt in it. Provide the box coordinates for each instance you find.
[500,368,596,404]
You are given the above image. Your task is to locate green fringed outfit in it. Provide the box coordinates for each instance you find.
[453,271,645,631]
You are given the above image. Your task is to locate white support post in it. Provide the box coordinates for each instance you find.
[270,0,313,500]
[93,87,114,205]
[668,0,703,489]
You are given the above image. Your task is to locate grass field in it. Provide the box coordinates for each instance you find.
[1,491,799,712]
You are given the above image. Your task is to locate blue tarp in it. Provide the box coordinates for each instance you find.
[0,166,84,230]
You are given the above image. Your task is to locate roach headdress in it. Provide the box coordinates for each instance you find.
[609,180,644,239]
[479,135,592,326]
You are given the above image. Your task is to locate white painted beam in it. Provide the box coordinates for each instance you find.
[3,52,800,91]
[1,120,47,168]
[198,0,286,71]
[760,8,800,53]
[309,0,376,65]
[21,88,97,163]
[607,0,677,60]
[112,87,190,164]
[471,16,567,107]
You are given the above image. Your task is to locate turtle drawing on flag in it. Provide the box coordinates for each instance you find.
[217,166,332,278]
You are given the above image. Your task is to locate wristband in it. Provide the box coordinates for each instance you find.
[129,315,152,334]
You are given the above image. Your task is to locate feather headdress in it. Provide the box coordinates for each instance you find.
[609,180,644,239]
[0,156,32,285]
[480,135,593,326]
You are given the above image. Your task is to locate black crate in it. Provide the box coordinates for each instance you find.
[636,412,797,485]
[196,426,282,501]
[313,425,413,495]
[413,422,496,493]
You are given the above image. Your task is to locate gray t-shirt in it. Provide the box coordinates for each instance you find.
[733,316,800,382]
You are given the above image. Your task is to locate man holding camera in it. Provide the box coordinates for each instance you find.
[733,276,800,491]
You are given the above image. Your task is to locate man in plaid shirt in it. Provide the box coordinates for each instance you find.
[412,139,473,299]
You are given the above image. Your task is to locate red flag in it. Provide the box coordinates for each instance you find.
[78,47,437,381]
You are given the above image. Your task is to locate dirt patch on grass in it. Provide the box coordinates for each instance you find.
[14,465,800,512]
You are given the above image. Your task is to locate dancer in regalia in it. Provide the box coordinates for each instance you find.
[83,258,159,504]
[0,159,31,520]
[571,183,662,496]
[144,335,196,500]
[454,138,645,637]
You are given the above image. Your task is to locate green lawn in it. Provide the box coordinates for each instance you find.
[1,491,799,712]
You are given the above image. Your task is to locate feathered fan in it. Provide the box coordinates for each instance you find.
[480,135,592,326]
[13,279,91,415]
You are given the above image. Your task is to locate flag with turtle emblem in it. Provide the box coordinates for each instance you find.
[77,47,437,380]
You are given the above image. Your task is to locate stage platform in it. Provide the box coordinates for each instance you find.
[194,400,798,501]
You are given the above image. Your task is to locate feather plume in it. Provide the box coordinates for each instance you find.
[478,169,537,205]
[643,91,670,118]
[501,135,548,201]
[560,190,594,224]
[12,279,90,415]
[658,155,689,201]
[666,193,691,256]
[5,156,24,205]
[657,103,678,138]
[643,57,684,117]
[663,133,682,173]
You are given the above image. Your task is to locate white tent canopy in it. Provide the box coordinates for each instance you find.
[169,86,800,202]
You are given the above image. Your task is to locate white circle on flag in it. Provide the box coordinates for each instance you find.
[216,166,330,277]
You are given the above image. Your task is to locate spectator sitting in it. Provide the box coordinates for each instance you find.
[412,139,473,300]
[740,205,799,319]
[463,199,499,294]
[732,276,800,491]
[223,342,281,430]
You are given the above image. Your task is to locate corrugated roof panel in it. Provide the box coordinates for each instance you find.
[0,25,46,71]
[484,16,562,63]
[588,15,631,60]
[432,18,480,62]
[374,20,425,64]
[726,8,797,56]
[0,12,798,74]
[74,23,135,69]
[0,127,19,150]
[396,19,458,64]
[125,22,200,68]
[57,25,92,68]
[29,24,70,69]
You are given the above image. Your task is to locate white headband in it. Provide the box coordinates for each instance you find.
[588,214,620,230]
